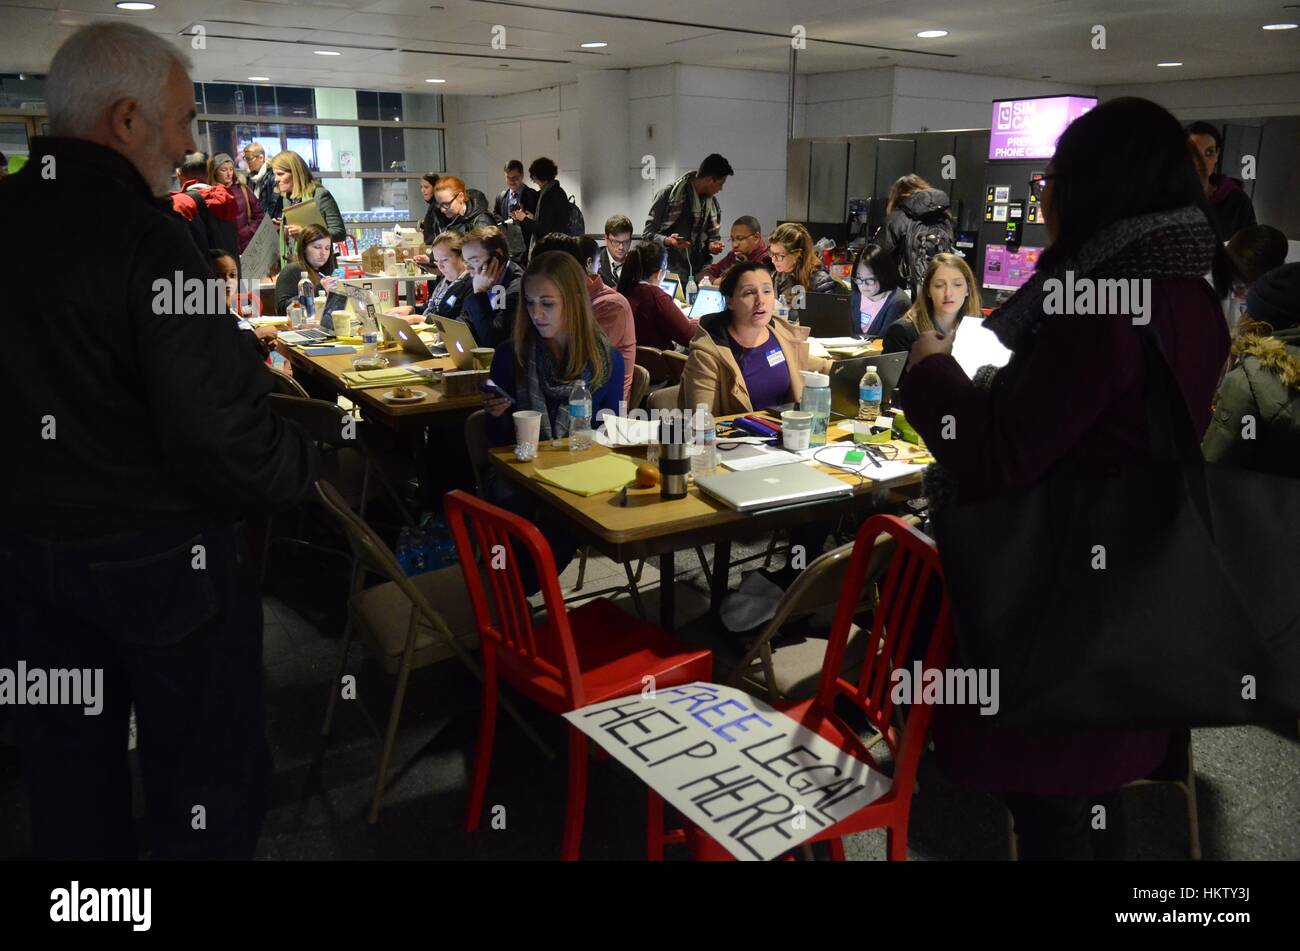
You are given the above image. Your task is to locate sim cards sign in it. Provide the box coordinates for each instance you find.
[988,96,1096,160]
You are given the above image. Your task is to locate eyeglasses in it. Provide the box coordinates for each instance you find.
[853,276,880,288]
[769,252,790,262]
[1029,173,1056,200]
[435,192,463,210]
[730,232,756,244]
[606,237,632,249]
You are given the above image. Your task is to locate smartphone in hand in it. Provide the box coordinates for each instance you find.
[481,379,515,405]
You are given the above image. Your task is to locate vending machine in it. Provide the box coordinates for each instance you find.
[976,95,1095,308]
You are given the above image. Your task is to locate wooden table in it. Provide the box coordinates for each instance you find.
[487,417,927,628]
[274,339,484,432]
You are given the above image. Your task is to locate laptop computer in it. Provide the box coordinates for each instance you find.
[659,275,684,302]
[796,292,855,338]
[688,286,725,319]
[829,351,908,418]
[424,315,478,369]
[378,313,440,358]
[694,463,852,513]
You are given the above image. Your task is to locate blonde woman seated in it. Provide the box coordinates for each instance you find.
[680,260,832,415]
[882,252,983,354]
[385,230,473,325]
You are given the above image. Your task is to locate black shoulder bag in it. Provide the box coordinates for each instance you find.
[933,325,1300,730]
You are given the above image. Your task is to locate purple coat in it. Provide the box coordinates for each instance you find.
[905,277,1230,795]
[231,180,265,253]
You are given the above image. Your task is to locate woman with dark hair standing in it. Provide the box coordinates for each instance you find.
[522,157,571,253]
[903,97,1232,860]
[417,173,441,245]
[850,242,911,338]
[618,240,696,350]
[877,173,954,290]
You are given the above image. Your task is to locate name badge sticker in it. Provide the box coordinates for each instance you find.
[766,348,787,368]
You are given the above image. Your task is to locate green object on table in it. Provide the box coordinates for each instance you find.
[891,410,926,447]
[845,450,865,463]
[532,453,640,497]
[861,430,893,444]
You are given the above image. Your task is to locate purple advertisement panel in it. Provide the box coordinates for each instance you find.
[982,244,1043,291]
[988,96,1096,160]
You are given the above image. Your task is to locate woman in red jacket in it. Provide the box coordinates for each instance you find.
[617,240,697,351]
[209,153,264,252]
[903,97,1233,859]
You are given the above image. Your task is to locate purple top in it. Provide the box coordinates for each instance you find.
[726,328,791,410]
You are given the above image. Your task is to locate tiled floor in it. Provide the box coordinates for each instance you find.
[2,536,1297,861]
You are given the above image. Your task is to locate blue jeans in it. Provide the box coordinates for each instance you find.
[0,518,270,859]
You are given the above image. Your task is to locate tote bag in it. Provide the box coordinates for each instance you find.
[934,326,1300,730]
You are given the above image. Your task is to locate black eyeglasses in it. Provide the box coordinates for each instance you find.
[1029,173,1056,200]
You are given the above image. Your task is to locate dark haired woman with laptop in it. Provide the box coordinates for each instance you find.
[618,240,696,350]
[850,243,911,338]
[274,224,341,318]
[680,260,832,416]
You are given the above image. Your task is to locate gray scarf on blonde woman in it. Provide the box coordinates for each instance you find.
[517,327,615,442]
[922,204,1218,510]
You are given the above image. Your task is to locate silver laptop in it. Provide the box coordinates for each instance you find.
[426,316,478,369]
[694,463,852,512]
[379,313,476,369]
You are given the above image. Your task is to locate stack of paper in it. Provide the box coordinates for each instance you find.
[532,454,641,496]
[339,367,429,390]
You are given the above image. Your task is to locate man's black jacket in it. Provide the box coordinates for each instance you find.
[0,137,317,532]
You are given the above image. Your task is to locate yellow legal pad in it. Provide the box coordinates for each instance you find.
[339,367,429,389]
[531,453,640,497]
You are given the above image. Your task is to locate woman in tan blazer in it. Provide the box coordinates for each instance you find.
[681,261,833,414]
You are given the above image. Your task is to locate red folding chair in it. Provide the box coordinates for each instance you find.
[443,489,712,860]
[234,291,263,317]
[334,234,360,258]
[649,514,954,861]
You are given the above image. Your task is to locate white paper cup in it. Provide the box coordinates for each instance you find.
[513,410,542,461]
[781,410,813,451]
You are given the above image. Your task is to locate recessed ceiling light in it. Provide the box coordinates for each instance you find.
[1262,22,1298,30]
[425,78,446,83]
[916,30,948,39]
[313,50,341,56]
[1157,61,1183,67]
[248,76,270,81]
[580,41,607,48]
[115,1,156,9]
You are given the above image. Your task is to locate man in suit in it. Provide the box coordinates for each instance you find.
[597,214,635,288]
[493,159,538,264]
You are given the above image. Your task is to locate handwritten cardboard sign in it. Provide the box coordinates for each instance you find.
[563,681,891,861]
[239,215,279,280]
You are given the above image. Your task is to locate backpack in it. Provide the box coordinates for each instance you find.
[901,211,955,287]
[566,194,585,237]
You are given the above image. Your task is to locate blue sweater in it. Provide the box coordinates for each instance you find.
[485,340,625,446]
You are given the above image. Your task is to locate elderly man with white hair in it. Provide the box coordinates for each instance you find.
[0,23,317,860]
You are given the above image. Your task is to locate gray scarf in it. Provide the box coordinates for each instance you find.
[517,328,615,442]
[923,205,1218,509]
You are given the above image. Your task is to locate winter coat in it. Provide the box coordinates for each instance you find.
[434,187,495,236]
[877,187,952,284]
[1202,325,1300,478]
[681,312,833,416]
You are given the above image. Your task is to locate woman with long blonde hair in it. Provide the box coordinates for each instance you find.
[482,250,624,446]
[269,150,346,261]
[883,252,981,351]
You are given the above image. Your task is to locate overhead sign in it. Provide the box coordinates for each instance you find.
[988,95,1096,160]
[562,681,891,861]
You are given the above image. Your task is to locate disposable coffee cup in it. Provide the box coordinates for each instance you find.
[781,410,813,451]
[471,347,495,371]
[512,410,542,461]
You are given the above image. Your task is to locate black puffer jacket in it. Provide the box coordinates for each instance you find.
[878,186,953,282]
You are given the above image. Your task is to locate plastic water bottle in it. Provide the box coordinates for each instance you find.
[360,306,380,361]
[691,406,718,477]
[297,276,314,310]
[685,275,698,306]
[286,300,306,328]
[859,366,883,422]
[568,380,593,451]
[383,247,397,276]
[800,371,831,447]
